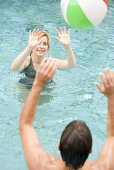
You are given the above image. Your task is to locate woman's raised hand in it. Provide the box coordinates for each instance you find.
[56,27,70,48]
[28,30,39,49]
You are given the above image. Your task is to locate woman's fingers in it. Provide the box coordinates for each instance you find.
[56,27,69,39]
[59,26,63,34]
[29,30,32,36]
[57,27,65,35]
[56,29,61,37]
[68,28,70,35]
[63,26,67,34]
[55,37,61,42]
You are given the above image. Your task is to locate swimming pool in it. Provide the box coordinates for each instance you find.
[0,0,114,169]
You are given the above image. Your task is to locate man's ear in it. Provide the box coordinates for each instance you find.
[58,145,60,150]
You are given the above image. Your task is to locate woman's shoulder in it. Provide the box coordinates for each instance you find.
[26,56,31,64]
[19,56,31,71]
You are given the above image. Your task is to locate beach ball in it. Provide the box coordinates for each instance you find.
[60,0,108,28]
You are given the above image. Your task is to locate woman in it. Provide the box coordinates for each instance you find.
[11,27,77,88]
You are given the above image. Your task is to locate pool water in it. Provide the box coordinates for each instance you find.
[0,0,114,170]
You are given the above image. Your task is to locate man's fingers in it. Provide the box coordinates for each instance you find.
[44,58,56,73]
[48,61,57,78]
[39,58,47,69]
[38,58,57,80]
[39,58,56,73]
[104,68,114,86]
[46,58,57,73]
[95,82,104,93]
[99,73,109,89]
[96,68,114,95]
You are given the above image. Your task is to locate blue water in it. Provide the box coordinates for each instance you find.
[0,0,114,169]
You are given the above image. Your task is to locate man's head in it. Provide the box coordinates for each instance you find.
[59,120,92,170]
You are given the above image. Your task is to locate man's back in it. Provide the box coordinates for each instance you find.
[19,65,114,170]
[31,137,114,170]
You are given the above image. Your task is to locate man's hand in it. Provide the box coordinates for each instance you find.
[34,57,57,87]
[56,27,70,48]
[96,68,114,96]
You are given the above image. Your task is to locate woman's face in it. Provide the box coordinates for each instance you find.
[32,36,49,57]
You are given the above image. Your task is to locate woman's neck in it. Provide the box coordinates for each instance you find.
[31,53,44,64]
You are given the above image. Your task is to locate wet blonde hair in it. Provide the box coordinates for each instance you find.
[31,29,50,49]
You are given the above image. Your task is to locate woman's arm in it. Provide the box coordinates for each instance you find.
[56,27,77,70]
[11,30,40,71]
[11,45,32,71]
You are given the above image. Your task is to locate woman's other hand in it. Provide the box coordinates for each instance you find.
[56,27,70,48]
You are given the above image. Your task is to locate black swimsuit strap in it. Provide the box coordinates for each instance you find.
[29,57,33,66]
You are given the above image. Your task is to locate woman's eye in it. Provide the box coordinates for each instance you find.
[44,42,47,46]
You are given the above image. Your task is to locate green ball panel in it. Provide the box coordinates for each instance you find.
[67,0,93,28]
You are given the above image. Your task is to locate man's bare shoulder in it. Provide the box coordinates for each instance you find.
[37,150,65,170]
[82,157,113,170]
[80,160,97,170]
[81,137,114,170]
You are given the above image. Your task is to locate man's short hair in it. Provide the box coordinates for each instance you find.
[59,120,92,170]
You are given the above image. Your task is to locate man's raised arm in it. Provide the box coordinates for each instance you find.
[96,68,114,138]
[19,58,57,169]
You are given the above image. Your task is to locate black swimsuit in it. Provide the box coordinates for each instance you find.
[19,58,36,89]
[22,58,36,78]
[19,58,53,89]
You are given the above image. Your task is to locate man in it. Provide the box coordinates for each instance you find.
[20,57,114,170]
